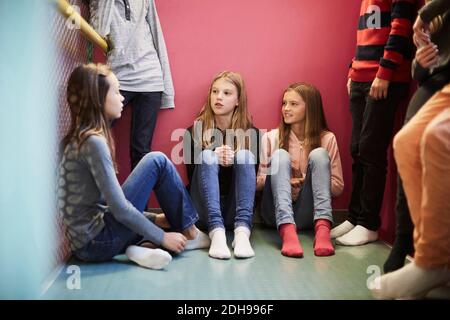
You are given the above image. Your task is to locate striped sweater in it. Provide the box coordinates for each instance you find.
[349,0,418,83]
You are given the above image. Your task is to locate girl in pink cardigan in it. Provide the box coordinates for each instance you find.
[257,83,344,257]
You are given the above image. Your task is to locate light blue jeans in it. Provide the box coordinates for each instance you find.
[190,149,256,231]
[261,148,333,230]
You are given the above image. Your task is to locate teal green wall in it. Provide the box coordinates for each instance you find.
[0,0,57,299]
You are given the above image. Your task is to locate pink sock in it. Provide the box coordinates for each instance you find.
[314,219,335,256]
[279,223,303,258]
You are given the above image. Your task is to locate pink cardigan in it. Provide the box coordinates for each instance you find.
[256,129,344,200]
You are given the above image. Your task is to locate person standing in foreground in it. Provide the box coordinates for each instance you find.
[372,82,450,299]
[383,0,450,273]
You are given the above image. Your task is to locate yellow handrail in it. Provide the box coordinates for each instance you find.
[55,0,109,53]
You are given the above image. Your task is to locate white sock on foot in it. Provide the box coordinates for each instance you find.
[370,261,450,299]
[185,229,211,250]
[125,245,172,270]
[208,228,231,259]
[330,220,355,239]
[232,226,255,259]
[336,225,378,246]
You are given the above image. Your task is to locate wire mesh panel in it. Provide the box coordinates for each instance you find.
[50,0,91,268]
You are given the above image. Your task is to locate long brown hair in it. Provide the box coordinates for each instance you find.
[61,63,117,171]
[278,82,329,156]
[194,71,253,150]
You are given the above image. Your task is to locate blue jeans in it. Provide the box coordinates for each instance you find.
[74,152,198,262]
[190,149,256,231]
[260,148,333,230]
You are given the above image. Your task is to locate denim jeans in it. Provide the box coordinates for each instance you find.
[260,148,333,230]
[190,149,256,231]
[74,152,198,262]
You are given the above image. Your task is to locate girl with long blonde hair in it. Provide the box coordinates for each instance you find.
[183,71,260,260]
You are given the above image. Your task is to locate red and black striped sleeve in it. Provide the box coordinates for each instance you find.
[376,0,417,81]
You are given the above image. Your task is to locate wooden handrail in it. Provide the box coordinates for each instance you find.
[55,0,108,53]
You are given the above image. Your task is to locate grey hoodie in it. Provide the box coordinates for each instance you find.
[90,0,175,108]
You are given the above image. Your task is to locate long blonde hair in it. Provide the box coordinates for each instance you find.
[278,83,329,157]
[61,63,118,171]
[194,71,253,150]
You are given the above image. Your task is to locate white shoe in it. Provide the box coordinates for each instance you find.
[330,220,355,239]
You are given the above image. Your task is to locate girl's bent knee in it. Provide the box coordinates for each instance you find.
[200,149,218,165]
[143,151,167,165]
[308,148,329,164]
[271,149,290,165]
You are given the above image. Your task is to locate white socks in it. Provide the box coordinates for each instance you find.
[331,221,378,246]
[371,261,450,299]
[125,245,172,270]
[208,228,231,259]
[336,225,378,246]
[208,227,255,259]
[232,226,255,259]
[330,220,355,239]
[185,229,211,250]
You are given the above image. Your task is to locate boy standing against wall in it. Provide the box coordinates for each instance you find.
[332,0,418,245]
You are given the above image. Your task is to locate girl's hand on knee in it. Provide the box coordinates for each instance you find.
[162,232,187,254]
[215,145,234,167]
[214,146,225,163]
[222,146,235,166]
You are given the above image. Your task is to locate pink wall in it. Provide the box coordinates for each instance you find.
[95,0,410,243]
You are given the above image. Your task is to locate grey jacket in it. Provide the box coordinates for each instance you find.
[90,0,175,108]
[58,136,165,250]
